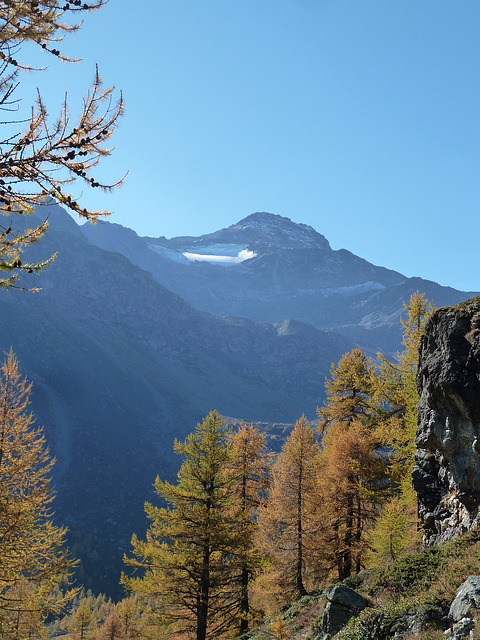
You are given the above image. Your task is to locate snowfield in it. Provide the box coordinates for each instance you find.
[150,243,256,266]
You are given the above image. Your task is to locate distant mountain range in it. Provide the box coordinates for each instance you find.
[0,206,475,597]
[83,211,478,356]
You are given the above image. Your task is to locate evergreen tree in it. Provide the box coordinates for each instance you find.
[123,411,244,640]
[256,417,322,600]
[0,351,75,635]
[0,1,123,289]
[226,423,273,633]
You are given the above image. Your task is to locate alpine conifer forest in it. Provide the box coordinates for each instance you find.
[2,2,480,640]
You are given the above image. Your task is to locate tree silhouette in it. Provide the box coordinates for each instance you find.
[0,1,123,289]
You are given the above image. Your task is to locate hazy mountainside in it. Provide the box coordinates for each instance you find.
[1,206,476,599]
[83,211,477,356]
[0,204,352,597]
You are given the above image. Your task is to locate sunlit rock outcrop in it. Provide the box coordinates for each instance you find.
[413,297,480,545]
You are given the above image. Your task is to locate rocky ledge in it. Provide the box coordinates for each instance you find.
[413,297,480,545]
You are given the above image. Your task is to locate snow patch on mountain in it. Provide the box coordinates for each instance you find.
[149,243,256,266]
[184,248,256,265]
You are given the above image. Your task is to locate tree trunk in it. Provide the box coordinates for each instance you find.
[239,460,249,633]
[239,565,249,633]
[343,491,354,579]
[296,463,307,596]
[197,553,210,640]
[355,492,362,574]
[197,495,211,640]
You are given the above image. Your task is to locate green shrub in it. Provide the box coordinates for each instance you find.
[335,598,422,640]
[369,547,444,595]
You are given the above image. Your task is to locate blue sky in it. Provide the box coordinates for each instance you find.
[19,1,480,291]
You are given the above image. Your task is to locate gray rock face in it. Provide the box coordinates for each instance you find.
[449,576,480,622]
[314,585,368,640]
[413,298,480,545]
[391,606,447,639]
[448,617,476,640]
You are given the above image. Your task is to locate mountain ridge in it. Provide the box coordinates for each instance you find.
[82,211,478,356]
[1,205,476,597]
[1,204,355,597]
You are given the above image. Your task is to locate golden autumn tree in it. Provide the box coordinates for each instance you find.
[367,497,411,564]
[0,351,75,637]
[367,292,435,564]
[69,601,97,640]
[317,348,381,433]
[115,595,147,640]
[256,416,322,600]
[0,1,123,289]
[226,422,273,633]
[96,612,124,640]
[123,411,246,640]
[381,292,434,502]
[317,420,388,579]
[316,348,389,579]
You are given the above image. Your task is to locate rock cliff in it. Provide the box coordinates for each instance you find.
[413,297,480,545]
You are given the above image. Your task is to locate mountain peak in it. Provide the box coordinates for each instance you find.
[228,212,331,251]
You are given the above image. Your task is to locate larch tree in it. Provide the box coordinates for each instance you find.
[367,292,435,564]
[69,601,96,640]
[317,349,382,434]
[123,411,245,640]
[317,420,388,580]
[226,422,273,633]
[316,348,389,579]
[0,0,123,289]
[0,351,75,636]
[368,497,411,564]
[115,596,145,640]
[384,292,434,503]
[96,612,124,640]
[256,416,322,601]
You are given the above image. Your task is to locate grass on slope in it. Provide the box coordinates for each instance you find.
[244,528,480,640]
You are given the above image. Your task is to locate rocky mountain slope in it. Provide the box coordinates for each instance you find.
[244,528,480,639]
[82,211,478,356]
[0,204,352,597]
[2,206,478,599]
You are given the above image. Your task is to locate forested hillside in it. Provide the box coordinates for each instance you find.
[2,290,443,639]
[2,1,480,639]
[0,203,355,596]
[0,208,477,611]
[2,203,474,598]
